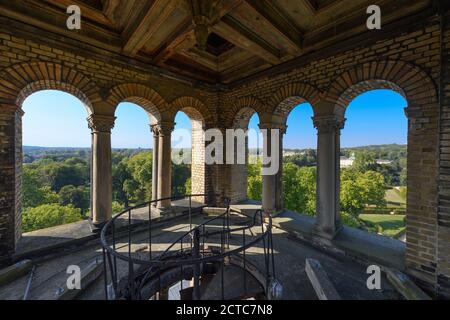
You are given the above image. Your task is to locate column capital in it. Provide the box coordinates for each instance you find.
[88,114,116,133]
[259,122,287,134]
[153,121,175,136]
[313,115,346,133]
[150,124,160,137]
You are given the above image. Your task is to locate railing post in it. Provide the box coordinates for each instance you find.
[193,228,201,300]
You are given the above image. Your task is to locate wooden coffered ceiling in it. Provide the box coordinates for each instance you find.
[0,0,434,84]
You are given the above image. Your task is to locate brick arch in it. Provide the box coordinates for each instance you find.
[169,96,209,203]
[107,83,167,124]
[169,96,213,126]
[327,60,438,113]
[227,96,267,128]
[232,107,258,129]
[270,82,322,124]
[0,62,101,114]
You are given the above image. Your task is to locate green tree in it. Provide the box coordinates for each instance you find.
[112,201,125,215]
[48,163,87,192]
[172,163,191,196]
[247,160,262,200]
[113,159,132,207]
[123,152,153,203]
[340,169,387,217]
[248,175,262,201]
[22,204,84,233]
[283,164,316,215]
[352,151,377,173]
[58,185,90,213]
[22,166,59,208]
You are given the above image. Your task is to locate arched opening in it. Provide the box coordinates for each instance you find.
[172,111,193,197]
[21,90,91,233]
[227,106,260,204]
[282,102,317,216]
[247,112,262,202]
[340,89,408,241]
[111,102,157,212]
[172,108,206,203]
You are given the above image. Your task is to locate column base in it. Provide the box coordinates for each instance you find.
[154,206,173,217]
[88,218,107,233]
[312,223,343,241]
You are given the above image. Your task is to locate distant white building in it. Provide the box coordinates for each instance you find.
[340,156,355,168]
[340,152,392,168]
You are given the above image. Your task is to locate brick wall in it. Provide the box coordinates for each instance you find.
[0,105,21,265]
[219,19,444,295]
[0,13,449,296]
[438,11,450,299]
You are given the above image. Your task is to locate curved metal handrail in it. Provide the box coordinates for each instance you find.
[100,194,276,300]
[136,209,271,293]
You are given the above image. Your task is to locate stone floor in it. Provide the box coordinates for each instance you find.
[14,199,205,261]
[0,209,402,300]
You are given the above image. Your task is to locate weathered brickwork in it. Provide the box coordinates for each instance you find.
[0,28,219,265]
[437,12,450,299]
[220,19,444,296]
[0,13,449,297]
[0,105,22,264]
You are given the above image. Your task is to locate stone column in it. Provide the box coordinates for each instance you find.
[259,123,285,216]
[313,115,345,239]
[150,124,159,207]
[88,114,115,230]
[0,104,23,265]
[156,122,174,210]
[275,127,286,212]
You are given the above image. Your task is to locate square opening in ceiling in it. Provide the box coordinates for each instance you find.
[205,33,234,56]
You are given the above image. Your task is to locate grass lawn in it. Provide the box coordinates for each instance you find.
[385,188,406,206]
[359,214,406,238]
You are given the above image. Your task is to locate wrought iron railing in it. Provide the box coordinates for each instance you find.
[100,194,279,300]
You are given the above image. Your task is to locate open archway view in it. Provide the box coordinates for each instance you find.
[280,103,317,216]
[246,103,318,219]
[111,102,153,214]
[21,90,91,233]
[171,111,193,197]
[247,113,262,201]
[340,89,408,241]
[111,105,194,213]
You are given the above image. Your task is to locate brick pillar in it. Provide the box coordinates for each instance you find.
[191,122,206,203]
[151,124,159,206]
[0,104,23,265]
[313,115,345,240]
[156,122,174,209]
[88,114,115,229]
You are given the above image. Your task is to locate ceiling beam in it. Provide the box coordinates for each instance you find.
[211,15,281,65]
[42,0,112,26]
[101,0,119,20]
[153,28,197,63]
[180,47,219,72]
[122,0,187,55]
[153,0,244,64]
[245,0,303,52]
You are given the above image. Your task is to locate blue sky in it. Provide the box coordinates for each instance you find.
[22,89,407,149]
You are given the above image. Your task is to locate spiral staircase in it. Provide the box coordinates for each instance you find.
[100,194,282,300]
